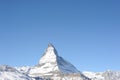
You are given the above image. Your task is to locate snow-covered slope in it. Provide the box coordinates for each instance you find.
[83,71,104,80]
[0,65,33,80]
[15,66,31,74]
[29,44,89,80]
[83,70,120,80]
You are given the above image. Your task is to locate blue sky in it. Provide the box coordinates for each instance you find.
[0,0,120,72]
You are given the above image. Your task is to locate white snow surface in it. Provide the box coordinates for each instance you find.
[1,65,120,80]
[83,71,104,80]
[39,44,58,64]
[15,66,31,74]
[83,70,120,80]
[0,65,33,80]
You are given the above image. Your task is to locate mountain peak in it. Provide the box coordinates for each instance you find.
[48,43,54,47]
[30,44,83,79]
[38,44,58,64]
[46,43,58,55]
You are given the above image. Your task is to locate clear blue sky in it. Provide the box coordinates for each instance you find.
[0,0,120,72]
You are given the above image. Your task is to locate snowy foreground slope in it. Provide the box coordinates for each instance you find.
[0,65,33,80]
[1,65,120,80]
[0,44,120,80]
[83,71,120,80]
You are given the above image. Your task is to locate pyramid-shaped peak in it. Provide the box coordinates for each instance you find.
[29,44,90,80]
[38,44,58,64]
[37,44,79,73]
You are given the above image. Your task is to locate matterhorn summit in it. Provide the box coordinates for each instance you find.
[38,43,58,65]
[29,44,90,80]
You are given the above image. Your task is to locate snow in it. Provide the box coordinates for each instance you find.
[15,66,31,74]
[57,57,80,73]
[83,71,104,80]
[1,64,120,80]
[0,65,33,80]
[39,43,58,64]
[83,71,120,80]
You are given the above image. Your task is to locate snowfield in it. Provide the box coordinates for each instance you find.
[0,65,33,80]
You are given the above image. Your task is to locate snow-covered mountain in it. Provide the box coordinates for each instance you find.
[0,44,120,80]
[0,65,33,80]
[83,70,120,80]
[28,44,89,80]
